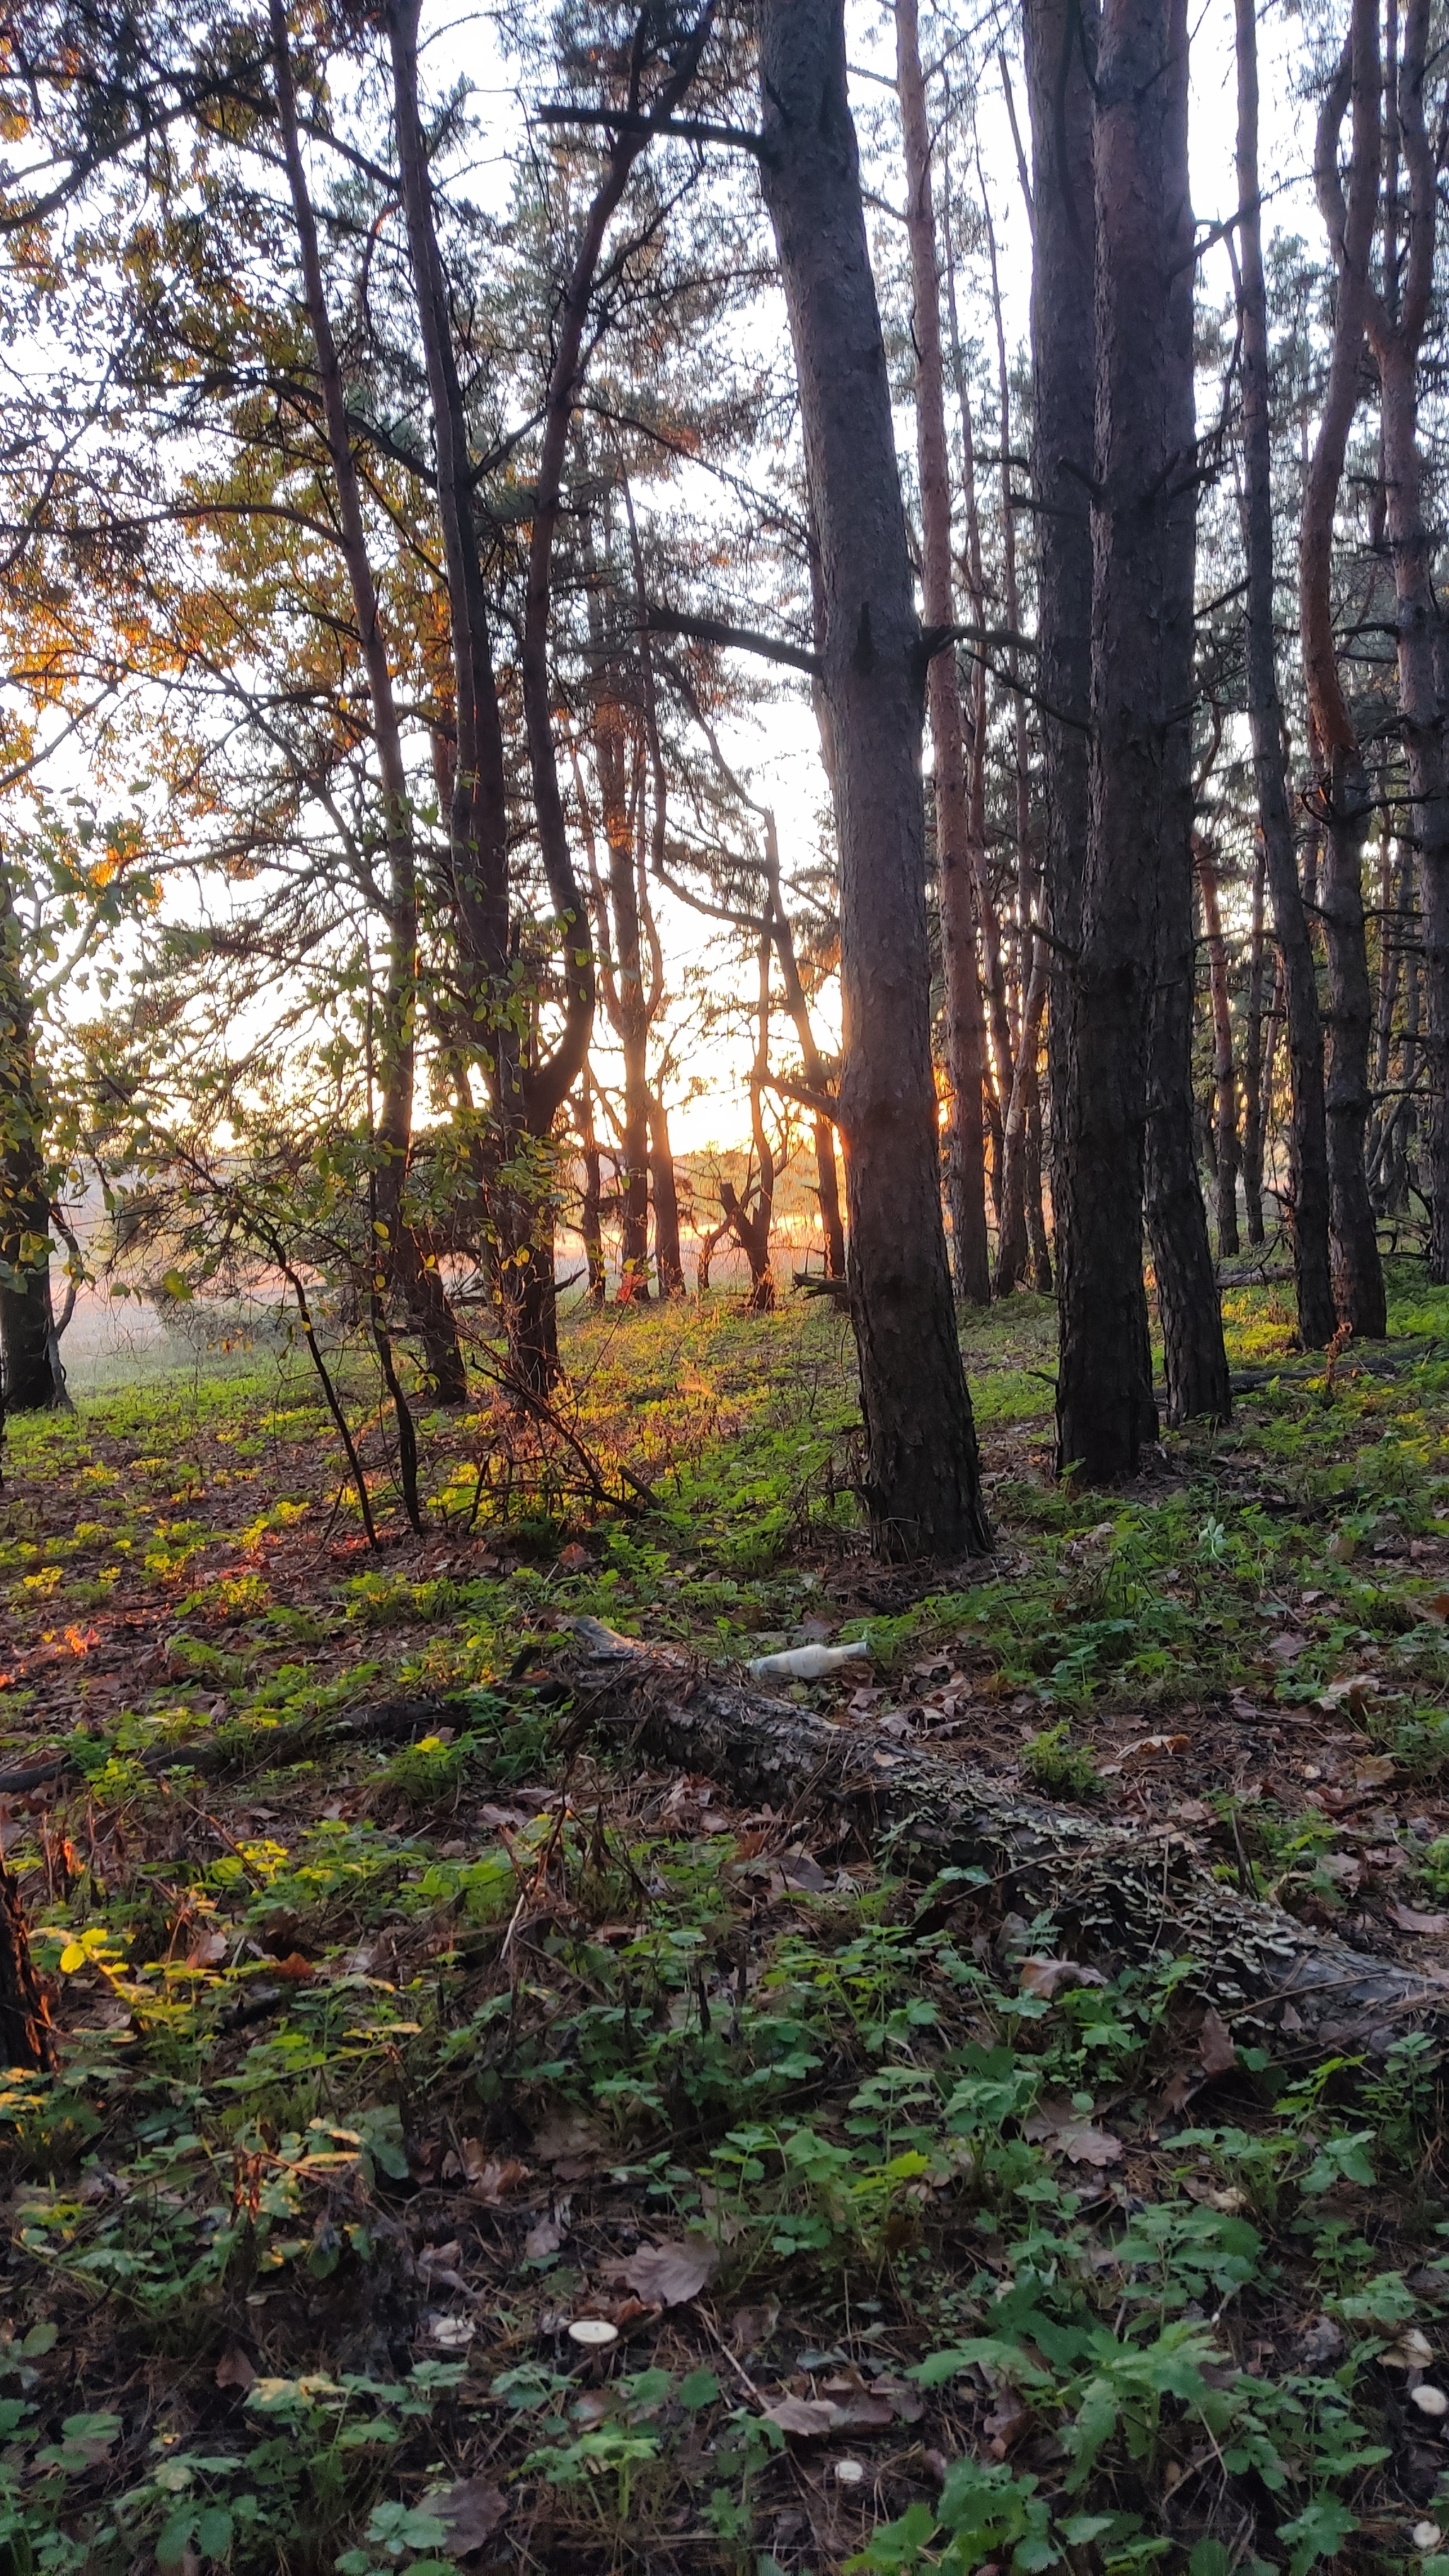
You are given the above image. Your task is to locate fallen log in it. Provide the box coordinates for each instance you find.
[562,1619,1448,2061]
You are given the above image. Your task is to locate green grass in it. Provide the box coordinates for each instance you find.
[4,1273,1449,2572]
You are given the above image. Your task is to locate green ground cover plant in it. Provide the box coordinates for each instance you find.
[3,1274,1449,2572]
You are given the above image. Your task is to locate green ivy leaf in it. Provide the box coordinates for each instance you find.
[1276,2497,1358,2576]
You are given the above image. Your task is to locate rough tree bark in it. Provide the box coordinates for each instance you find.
[649,1094,686,1300]
[1138,0,1230,1433]
[582,509,652,1297]
[566,1623,1448,2058]
[946,253,1017,1237]
[1360,0,1449,1277]
[1022,0,1105,1431]
[1240,842,1267,1248]
[981,178,1046,1295]
[1196,839,1241,1255]
[1054,0,1194,1477]
[995,950,1049,1300]
[757,0,991,1557]
[0,897,66,1415]
[1302,0,1387,1339]
[623,485,687,1303]
[273,0,468,1403]
[899,4,991,1308]
[1232,0,1335,1342]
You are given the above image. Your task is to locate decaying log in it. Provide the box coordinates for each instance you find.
[564,1621,1448,2061]
[0,1852,53,2072]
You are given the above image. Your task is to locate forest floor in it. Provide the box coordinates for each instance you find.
[6,1264,1449,2576]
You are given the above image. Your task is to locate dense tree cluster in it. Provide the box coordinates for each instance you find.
[1,0,1445,1554]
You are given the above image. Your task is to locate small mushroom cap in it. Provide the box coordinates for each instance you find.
[567,2318,620,2349]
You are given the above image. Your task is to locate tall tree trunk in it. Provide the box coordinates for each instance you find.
[593,690,652,1298]
[1022,0,1100,1407]
[509,25,712,1376]
[649,1092,686,1299]
[1363,0,1449,1276]
[0,896,65,1415]
[899,32,989,1308]
[720,936,777,1313]
[1368,830,1407,1205]
[1301,0,1387,1339]
[1392,908,1422,1211]
[624,479,686,1296]
[1025,1089,1053,1292]
[995,949,1048,1298]
[945,237,1017,1221]
[577,1080,607,1308]
[1260,950,1286,1226]
[1139,23,1230,1433]
[1233,0,1335,1341]
[579,502,652,1298]
[273,0,467,1402]
[1055,0,1196,1477]
[1241,842,1267,1246]
[980,175,1041,1294]
[763,813,845,1281]
[758,0,991,1557]
[1197,840,1241,1255]
[1146,935,1233,1423]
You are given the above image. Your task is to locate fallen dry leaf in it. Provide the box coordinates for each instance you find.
[460,2146,531,2202]
[984,2389,1029,2456]
[1388,1901,1449,1935]
[1315,1852,1363,1893]
[1298,2315,1345,2367]
[763,2395,845,2437]
[730,2298,780,2352]
[524,2215,564,2260]
[214,2345,256,2391]
[1182,2177,1247,2213]
[423,2475,508,2556]
[872,2374,925,2424]
[1117,1733,1191,1768]
[185,1929,228,1968]
[1353,1754,1398,1789]
[622,2235,718,2308]
[1197,2006,1237,2077]
[530,2110,608,2174]
[778,1852,831,1893]
[268,1953,316,1984]
[1026,2096,1123,2166]
[1018,1956,1109,2001]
